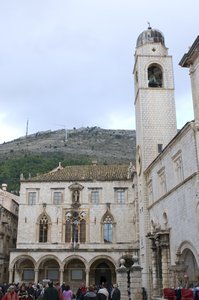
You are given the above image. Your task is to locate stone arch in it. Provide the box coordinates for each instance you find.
[88,255,117,270]
[62,255,87,292]
[36,255,61,283]
[147,62,163,88]
[176,241,199,284]
[36,210,52,224]
[10,254,36,269]
[11,255,37,283]
[162,211,168,229]
[89,256,117,286]
[177,240,198,262]
[36,254,61,269]
[62,254,87,269]
[101,209,115,223]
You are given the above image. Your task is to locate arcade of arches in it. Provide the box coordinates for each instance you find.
[9,255,134,291]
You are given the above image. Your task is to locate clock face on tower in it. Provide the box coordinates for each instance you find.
[136,145,142,176]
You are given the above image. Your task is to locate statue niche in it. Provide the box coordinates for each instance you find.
[72,190,80,203]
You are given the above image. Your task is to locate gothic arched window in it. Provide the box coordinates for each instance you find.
[39,214,48,242]
[148,64,163,88]
[103,215,113,243]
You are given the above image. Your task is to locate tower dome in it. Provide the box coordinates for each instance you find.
[136,26,165,48]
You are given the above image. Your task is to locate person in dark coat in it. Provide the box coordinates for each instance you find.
[76,283,87,300]
[111,284,120,300]
[84,286,97,300]
[27,283,35,300]
[43,282,59,300]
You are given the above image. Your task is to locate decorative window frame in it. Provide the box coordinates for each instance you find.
[88,188,102,204]
[64,209,87,246]
[51,189,64,205]
[147,178,153,206]
[36,212,52,243]
[172,150,184,185]
[157,167,167,197]
[114,188,127,204]
[26,189,39,205]
[101,210,116,244]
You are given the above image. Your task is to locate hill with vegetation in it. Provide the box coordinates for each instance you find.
[0,127,136,193]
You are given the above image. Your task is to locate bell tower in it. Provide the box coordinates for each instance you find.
[134,26,177,173]
[133,26,177,291]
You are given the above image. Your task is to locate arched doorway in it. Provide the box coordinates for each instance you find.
[38,258,60,283]
[90,259,116,287]
[182,249,199,285]
[14,257,35,283]
[63,259,86,293]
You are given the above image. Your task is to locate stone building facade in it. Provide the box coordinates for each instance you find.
[0,184,19,283]
[9,164,139,295]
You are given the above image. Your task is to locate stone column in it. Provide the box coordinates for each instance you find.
[85,269,89,287]
[34,269,39,284]
[130,256,142,300]
[151,246,159,298]
[161,246,170,288]
[159,231,170,289]
[116,259,128,300]
[60,268,64,285]
[9,268,14,283]
[147,233,160,299]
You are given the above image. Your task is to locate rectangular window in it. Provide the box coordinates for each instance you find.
[71,269,83,280]
[91,190,99,204]
[39,222,48,243]
[158,143,163,153]
[104,223,112,243]
[53,191,62,205]
[23,270,34,281]
[47,269,59,280]
[28,192,36,205]
[115,189,125,204]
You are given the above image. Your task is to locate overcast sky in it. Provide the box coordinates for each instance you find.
[0,0,198,143]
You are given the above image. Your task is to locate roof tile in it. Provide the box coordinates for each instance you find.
[24,164,132,182]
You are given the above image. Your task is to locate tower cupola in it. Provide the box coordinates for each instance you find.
[136,26,165,48]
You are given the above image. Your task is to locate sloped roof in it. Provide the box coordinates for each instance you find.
[23,164,133,182]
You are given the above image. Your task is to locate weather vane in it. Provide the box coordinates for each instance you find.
[147,21,151,29]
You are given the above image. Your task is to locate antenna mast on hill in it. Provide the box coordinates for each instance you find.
[26,119,29,137]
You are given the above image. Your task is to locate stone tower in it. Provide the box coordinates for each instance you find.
[133,26,177,291]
